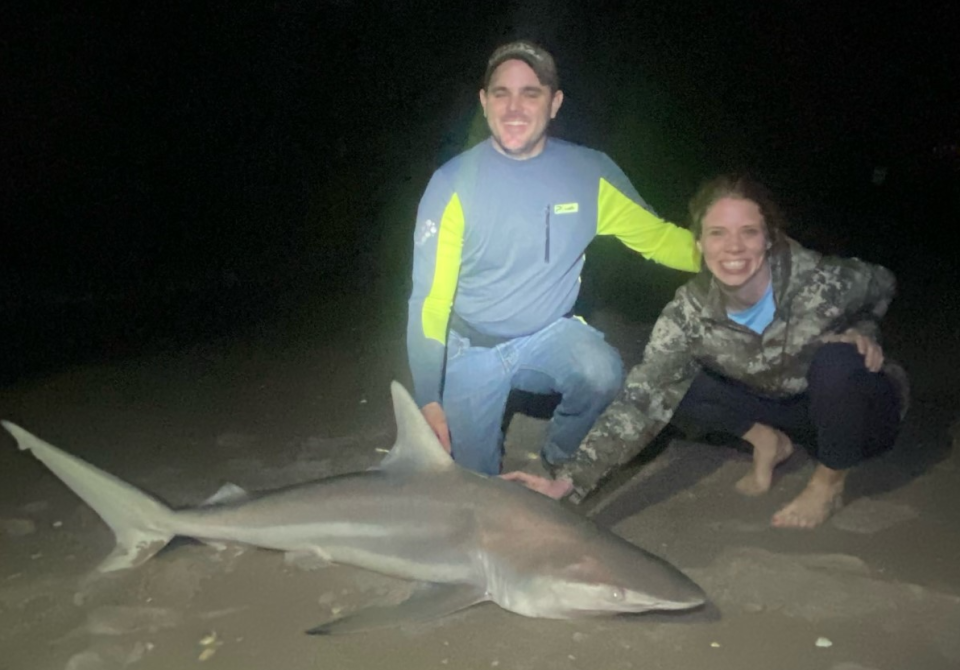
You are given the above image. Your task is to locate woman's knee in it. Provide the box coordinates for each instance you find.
[807,342,866,388]
[674,371,762,437]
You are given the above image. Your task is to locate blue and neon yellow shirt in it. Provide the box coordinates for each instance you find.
[407,137,701,407]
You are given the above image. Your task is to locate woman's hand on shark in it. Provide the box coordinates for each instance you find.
[501,471,575,500]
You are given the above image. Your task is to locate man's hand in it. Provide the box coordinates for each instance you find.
[500,471,575,500]
[822,329,884,372]
[421,402,451,453]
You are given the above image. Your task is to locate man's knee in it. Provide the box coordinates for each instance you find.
[447,401,506,476]
[574,341,624,400]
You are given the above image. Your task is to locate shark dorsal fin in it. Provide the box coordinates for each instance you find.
[378,381,454,473]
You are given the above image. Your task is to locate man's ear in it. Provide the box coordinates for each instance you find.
[550,89,564,119]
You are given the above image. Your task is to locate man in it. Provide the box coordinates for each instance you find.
[407,40,700,476]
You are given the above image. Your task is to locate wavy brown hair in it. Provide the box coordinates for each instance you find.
[688,174,788,247]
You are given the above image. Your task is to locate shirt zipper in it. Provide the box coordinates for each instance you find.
[544,205,551,263]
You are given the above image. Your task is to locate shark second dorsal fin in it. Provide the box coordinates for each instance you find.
[377,381,454,473]
[200,482,251,507]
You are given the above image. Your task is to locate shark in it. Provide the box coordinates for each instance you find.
[2,381,705,634]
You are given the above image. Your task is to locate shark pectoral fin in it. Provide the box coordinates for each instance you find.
[306,582,488,635]
[96,530,174,573]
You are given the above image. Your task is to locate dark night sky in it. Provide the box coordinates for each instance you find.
[2,1,958,378]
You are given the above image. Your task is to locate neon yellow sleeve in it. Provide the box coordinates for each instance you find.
[596,178,701,272]
[420,194,465,344]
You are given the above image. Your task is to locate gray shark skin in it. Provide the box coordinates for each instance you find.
[2,381,705,634]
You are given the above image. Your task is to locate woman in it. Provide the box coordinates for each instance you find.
[504,174,908,529]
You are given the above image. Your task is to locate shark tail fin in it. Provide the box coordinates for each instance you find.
[2,421,178,572]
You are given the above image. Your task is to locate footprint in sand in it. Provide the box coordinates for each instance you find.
[830,498,918,534]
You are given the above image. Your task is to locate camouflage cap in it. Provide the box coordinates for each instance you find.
[484,40,559,91]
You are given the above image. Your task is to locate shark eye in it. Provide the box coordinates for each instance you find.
[610,587,625,601]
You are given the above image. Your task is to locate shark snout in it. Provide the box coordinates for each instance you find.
[649,583,707,611]
[612,554,707,614]
[614,576,705,614]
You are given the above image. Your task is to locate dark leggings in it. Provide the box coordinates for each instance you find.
[673,343,902,470]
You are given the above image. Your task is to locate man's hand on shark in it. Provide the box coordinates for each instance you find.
[501,471,574,500]
[420,401,451,453]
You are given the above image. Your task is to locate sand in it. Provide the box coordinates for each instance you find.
[1,287,957,670]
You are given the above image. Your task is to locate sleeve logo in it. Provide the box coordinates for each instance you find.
[414,218,438,246]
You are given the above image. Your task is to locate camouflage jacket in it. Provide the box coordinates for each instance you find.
[556,238,900,503]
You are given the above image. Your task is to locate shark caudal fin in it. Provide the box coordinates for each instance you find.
[2,421,177,572]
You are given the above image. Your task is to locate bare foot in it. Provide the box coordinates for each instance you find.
[735,424,795,496]
[771,465,847,529]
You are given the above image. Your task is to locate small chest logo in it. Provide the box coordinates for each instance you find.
[553,203,579,214]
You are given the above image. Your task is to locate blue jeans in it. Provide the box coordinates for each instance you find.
[442,316,623,475]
